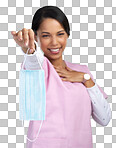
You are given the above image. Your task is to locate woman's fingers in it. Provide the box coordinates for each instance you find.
[28,29,35,53]
[11,31,17,41]
[11,28,36,54]
[17,31,22,41]
[11,31,17,36]
[22,28,29,46]
[65,66,73,71]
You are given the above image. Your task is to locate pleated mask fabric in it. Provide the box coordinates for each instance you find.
[19,48,46,142]
[19,69,46,121]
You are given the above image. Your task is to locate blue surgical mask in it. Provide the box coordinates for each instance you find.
[19,48,46,142]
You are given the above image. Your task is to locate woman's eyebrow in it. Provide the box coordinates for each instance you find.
[41,30,65,34]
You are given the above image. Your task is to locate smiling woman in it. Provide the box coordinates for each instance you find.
[11,5,111,148]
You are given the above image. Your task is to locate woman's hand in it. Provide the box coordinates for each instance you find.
[53,65,85,83]
[54,65,95,87]
[11,28,35,54]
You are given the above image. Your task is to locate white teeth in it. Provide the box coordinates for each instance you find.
[50,48,59,51]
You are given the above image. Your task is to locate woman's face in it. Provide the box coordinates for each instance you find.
[35,18,69,60]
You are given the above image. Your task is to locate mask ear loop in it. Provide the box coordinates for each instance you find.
[20,47,44,142]
[21,48,30,70]
[22,41,43,70]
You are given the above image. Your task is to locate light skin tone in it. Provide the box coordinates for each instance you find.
[11,18,95,88]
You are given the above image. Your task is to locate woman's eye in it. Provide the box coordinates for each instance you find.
[42,35,49,37]
[42,33,64,38]
[58,33,64,36]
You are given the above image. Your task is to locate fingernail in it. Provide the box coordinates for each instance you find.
[29,49,32,53]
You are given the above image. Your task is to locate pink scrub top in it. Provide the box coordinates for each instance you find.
[26,56,107,148]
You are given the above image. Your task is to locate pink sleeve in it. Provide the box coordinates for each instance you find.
[84,65,108,99]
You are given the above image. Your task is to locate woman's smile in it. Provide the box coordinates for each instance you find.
[48,47,62,54]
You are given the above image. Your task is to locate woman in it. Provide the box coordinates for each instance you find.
[11,6,111,148]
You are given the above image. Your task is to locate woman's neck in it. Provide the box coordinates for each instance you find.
[47,57,66,69]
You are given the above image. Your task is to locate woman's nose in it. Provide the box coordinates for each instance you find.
[51,36,58,45]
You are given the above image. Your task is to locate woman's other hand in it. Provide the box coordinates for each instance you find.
[54,65,84,83]
[11,28,35,54]
[53,65,95,87]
